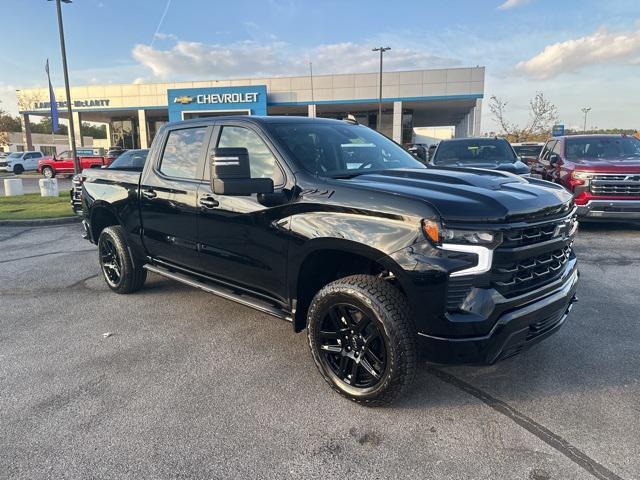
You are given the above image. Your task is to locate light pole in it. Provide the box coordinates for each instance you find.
[372,47,391,131]
[50,0,79,174]
[581,107,591,133]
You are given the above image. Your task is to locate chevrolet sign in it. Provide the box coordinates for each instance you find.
[196,92,259,104]
[173,96,194,104]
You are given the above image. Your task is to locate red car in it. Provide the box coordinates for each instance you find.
[38,150,115,178]
[534,134,640,221]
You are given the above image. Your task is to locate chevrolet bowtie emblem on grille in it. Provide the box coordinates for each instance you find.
[624,175,640,182]
[173,96,194,104]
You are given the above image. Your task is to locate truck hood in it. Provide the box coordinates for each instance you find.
[572,157,640,173]
[343,167,573,223]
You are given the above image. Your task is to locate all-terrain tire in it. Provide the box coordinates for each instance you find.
[307,274,417,406]
[98,225,147,294]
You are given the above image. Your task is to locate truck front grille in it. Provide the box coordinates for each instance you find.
[590,174,640,196]
[0,162,7,167]
[491,245,573,297]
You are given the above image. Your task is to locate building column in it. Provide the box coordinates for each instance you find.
[138,109,149,148]
[20,114,33,151]
[392,101,402,143]
[472,99,482,136]
[307,104,317,118]
[72,111,83,147]
[105,122,112,148]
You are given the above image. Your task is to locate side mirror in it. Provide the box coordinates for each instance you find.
[549,154,561,166]
[210,147,274,196]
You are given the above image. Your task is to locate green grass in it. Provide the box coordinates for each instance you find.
[0,192,73,220]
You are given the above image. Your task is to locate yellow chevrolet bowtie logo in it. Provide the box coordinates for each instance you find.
[173,96,194,104]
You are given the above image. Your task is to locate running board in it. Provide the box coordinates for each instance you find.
[143,264,292,322]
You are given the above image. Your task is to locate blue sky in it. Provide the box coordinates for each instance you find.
[1,0,639,130]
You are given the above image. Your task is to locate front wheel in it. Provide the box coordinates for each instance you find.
[307,275,417,406]
[42,166,55,178]
[13,164,24,175]
[98,225,147,294]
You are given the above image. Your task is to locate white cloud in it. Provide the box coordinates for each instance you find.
[0,83,18,115]
[498,0,531,10]
[131,38,459,80]
[515,26,640,79]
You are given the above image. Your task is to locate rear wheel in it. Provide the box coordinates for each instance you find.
[42,166,55,178]
[98,225,146,294]
[307,275,417,406]
[13,164,24,175]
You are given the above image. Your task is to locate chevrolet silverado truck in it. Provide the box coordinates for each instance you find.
[79,116,579,405]
[535,134,640,221]
[39,150,115,178]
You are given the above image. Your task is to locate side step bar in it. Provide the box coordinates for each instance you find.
[143,264,292,322]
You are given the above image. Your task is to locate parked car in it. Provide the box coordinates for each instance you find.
[430,138,530,176]
[38,150,115,178]
[0,151,44,174]
[78,116,578,405]
[70,149,149,214]
[107,147,127,158]
[405,143,429,163]
[511,142,544,169]
[533,134,640,221]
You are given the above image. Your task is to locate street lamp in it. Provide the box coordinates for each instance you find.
[49,0,79,174]
[372,47,391,131]
[581,107,591,133]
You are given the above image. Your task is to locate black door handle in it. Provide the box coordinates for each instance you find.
[142,189,157,199]
[199,196,219,209]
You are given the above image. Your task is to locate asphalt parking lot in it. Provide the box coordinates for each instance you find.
[1,222,638,479]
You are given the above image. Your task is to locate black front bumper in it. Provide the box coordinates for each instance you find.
[418,264,578,364]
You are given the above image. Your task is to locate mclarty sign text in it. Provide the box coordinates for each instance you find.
[33,99,111,109]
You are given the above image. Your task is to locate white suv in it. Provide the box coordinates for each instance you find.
[0,151,44,174]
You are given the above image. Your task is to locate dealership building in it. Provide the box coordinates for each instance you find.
[16,67,484,151]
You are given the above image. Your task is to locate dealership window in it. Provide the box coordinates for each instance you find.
[217,126,284,184]
[159,127,207,179]
[40,146,57,156]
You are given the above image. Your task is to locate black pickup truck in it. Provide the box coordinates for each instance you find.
[79,116,579,405]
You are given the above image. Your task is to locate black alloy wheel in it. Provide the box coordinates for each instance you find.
[99,236,122,288]
[307,275,417,406]
[317,303,387,389]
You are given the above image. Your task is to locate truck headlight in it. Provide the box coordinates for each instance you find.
[422,219,502,247]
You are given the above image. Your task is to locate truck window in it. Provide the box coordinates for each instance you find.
[540,141,556,161]
[217,126,284,185]
[552,141,563,157]
[159,127,207,179]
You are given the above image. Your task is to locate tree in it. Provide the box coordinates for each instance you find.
[0,108,22,147]
[80,122,107,139]
[29,116,68,135]
[488,92,558,142]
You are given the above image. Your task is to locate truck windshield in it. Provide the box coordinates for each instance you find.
[565,136,640,160]
[433,139,517,166]
[272,122,424,178]
[7,152,22,159]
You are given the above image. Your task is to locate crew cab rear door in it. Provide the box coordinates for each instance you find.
[139,123,212,271]
[196,120,293,302]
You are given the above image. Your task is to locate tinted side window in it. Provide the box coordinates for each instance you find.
[540,141,556,160]
[217,126,284,185]
[160,127,207,179]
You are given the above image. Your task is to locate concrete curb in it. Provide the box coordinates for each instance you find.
[0,216,82,227]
